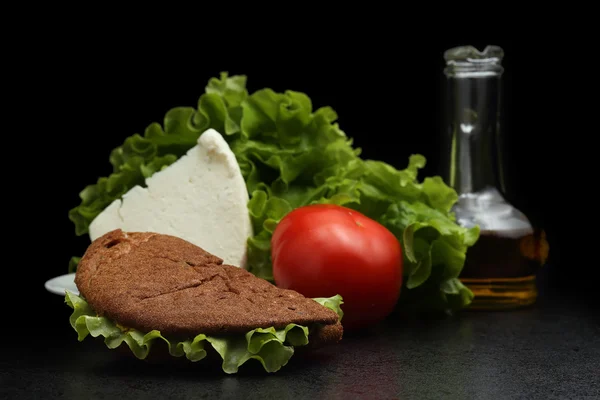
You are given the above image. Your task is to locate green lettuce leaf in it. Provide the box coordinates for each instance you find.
[65,291,343,374]
[312,295,344,321]
[68,72,479,313]
[68,256,81,274]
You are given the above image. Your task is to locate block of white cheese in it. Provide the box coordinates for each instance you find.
[89,128,253,269]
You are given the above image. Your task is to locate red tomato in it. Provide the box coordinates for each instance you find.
[271,204,403,330]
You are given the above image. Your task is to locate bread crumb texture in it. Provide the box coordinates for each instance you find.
[75,229,341,338]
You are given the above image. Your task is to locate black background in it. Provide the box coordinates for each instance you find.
[4,19,596,399]
[19,32,586,307]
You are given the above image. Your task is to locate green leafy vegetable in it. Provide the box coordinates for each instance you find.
[313,296,345,321]
[68,256,81,274]
[68,72,479,312]
[65,291,343,374]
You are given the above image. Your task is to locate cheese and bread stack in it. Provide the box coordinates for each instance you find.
[67,128,343,374]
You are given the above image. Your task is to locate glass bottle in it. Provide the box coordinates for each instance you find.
[441,45,549,310]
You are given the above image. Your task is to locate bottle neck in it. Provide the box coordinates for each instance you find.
[442,73,505,195]
[440,45,533,234]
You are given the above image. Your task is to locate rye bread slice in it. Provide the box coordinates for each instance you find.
[75,229,342,341]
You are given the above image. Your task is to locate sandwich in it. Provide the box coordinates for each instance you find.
[66,229,343,374]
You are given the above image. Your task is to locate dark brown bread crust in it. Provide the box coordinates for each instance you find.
[307,321,344,348]
[75,229,342,340]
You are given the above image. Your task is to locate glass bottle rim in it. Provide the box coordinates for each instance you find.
[444,45,504,77]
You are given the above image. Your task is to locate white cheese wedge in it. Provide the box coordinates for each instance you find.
[89,128,253,268]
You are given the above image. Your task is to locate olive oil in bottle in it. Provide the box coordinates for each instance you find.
[441,45,549,310]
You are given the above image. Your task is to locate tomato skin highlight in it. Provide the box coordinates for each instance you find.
[271,204,403,330]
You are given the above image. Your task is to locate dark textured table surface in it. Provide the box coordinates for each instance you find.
[2,277,598,400]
